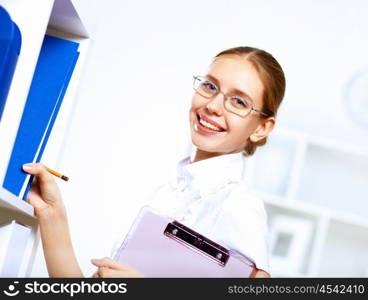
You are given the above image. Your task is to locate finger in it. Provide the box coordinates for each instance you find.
[23,162,55,185]
[97,267,130,278]
[91,257,126,270]
[97,267,114,278]
[27,183,40,199]
[91,271,100,278]
[23,163,61,203]
[30,178,41,195]
[26,187,44,208]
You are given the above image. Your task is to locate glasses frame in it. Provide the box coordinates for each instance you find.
[192,75,270,118]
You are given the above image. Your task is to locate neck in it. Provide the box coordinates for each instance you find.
[192,148,223,163]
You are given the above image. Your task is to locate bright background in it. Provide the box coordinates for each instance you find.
[24,0,368,276]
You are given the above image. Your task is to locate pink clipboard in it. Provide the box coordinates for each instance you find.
[113,206,256,277]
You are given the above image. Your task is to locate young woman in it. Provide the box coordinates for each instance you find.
[23,46,285,278]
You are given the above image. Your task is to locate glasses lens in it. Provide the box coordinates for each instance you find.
[225,95,251,117]
[194,77,218,98]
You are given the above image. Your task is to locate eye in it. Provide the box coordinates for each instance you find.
[201,80,218,93]
[229,96,249,108]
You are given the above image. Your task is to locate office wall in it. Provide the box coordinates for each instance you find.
[30,0,368,276]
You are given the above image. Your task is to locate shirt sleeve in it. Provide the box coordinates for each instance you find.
[215,184,270,273]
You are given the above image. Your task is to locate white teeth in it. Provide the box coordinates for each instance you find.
[199,118,222,131]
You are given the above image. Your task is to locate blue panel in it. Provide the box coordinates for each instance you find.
[22,51,80,200]
[0,5,22,121]
[3,35,79,197]
[36,52,80,162]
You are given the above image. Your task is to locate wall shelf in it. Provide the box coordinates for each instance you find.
[247,126,368,277]
[0,187,34,218]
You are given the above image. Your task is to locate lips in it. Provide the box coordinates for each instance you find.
[196,113,226,133]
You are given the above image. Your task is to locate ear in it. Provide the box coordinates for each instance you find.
[250,117,275,143]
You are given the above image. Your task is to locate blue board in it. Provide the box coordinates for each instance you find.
[2,35,79,198]
[0,5,22,121]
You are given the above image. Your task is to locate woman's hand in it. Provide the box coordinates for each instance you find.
[22,162,65,220]
[91,258,144,278]
[254,269,270,278]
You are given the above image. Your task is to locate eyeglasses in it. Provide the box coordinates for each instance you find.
[192,75,270,118]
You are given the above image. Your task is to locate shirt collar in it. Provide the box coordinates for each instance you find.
[176,152,246,195]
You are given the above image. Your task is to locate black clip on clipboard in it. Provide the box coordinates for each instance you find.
[164,221,229,266]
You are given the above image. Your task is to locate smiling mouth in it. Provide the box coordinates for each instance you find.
[196,114,225,132]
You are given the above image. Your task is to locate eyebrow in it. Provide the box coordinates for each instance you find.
[205,74,255,104]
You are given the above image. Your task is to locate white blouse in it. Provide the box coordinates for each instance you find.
[147,152,270,273]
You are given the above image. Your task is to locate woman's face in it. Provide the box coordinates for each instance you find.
[189,55,270,159]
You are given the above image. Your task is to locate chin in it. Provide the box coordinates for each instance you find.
[191,137,222,154]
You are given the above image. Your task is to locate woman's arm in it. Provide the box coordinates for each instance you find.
[23,163,83,277]
[38,209,83,277]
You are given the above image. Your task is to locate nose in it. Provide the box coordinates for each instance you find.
[205,92,224,116]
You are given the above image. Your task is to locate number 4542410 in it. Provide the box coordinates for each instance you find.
[319,284,365,294]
